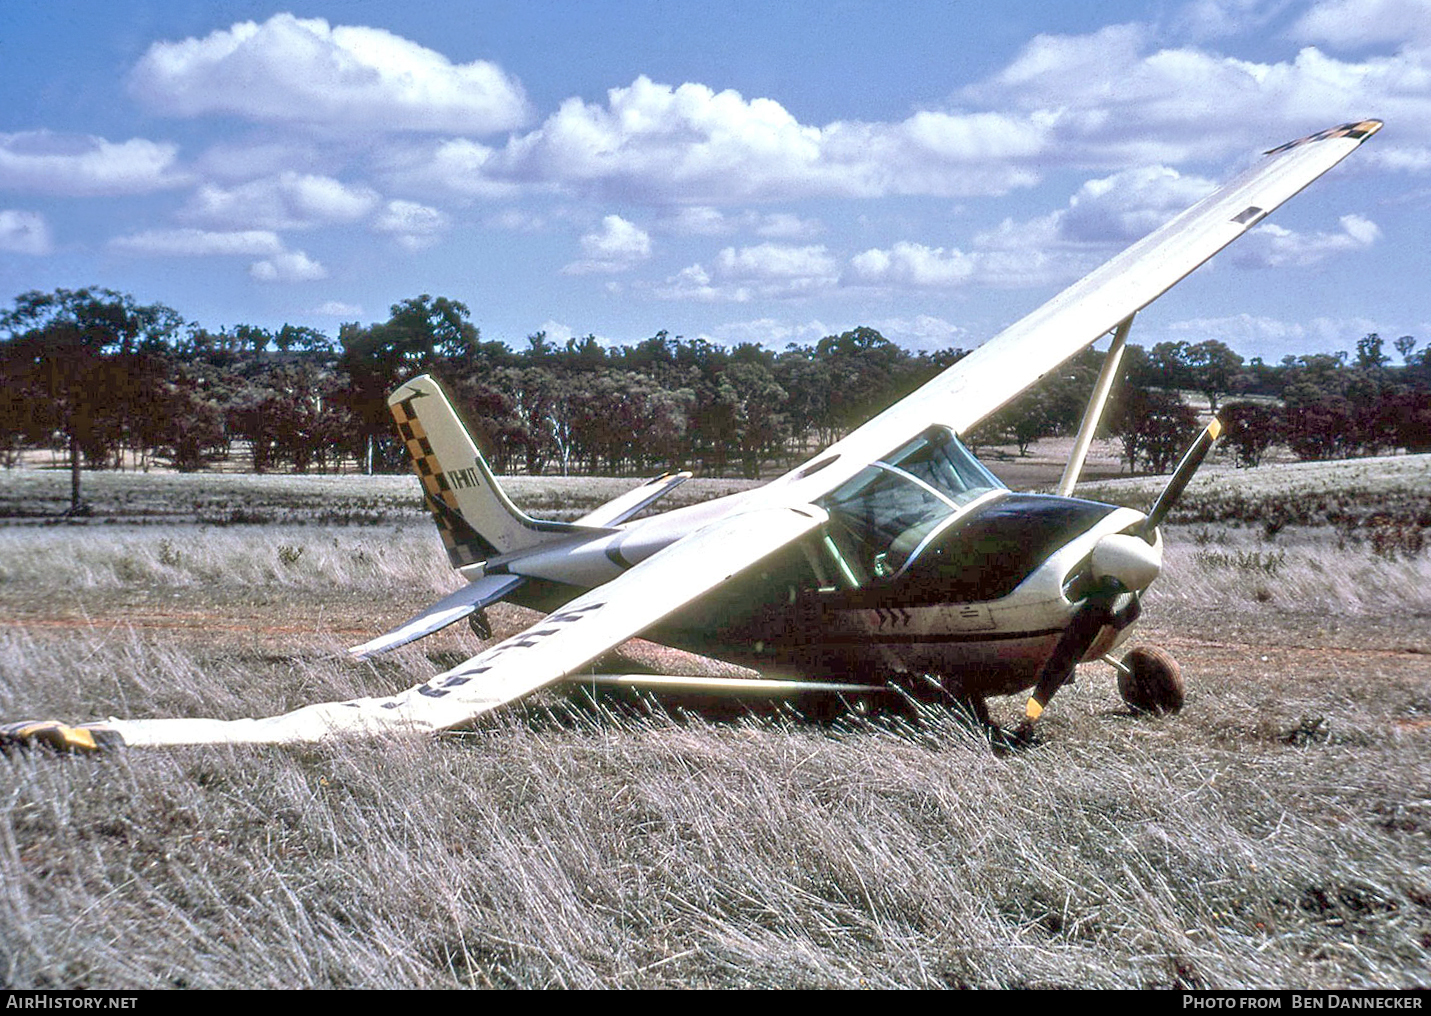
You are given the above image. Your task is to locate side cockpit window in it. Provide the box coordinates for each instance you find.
[818,427,1005,582]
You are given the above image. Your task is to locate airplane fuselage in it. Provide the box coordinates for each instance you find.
[647,491,1151,700]
[494,426,1160,705]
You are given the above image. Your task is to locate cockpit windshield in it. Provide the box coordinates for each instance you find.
[817,426,1005,581]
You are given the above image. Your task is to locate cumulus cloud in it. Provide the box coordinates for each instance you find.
[563,214,651,273]
[847,242,976,288]
[0,209,52,254]
[1230,212,1381,266]
[110,228,284,256]
[315,300,362,317]
[656,264,726,301]
[662,206,736,236]
[182,172,379,230]
[111,226,327,282]
[858,164,1374,293]
[946,165,1218,288]
[754,212,821,238]
[1291,0,1431,48]
[974,164,1212,246]
[847,231,1076,295]
[709,317,833,346]
[0,131,184,196]
[1175,0,1291,40]
[961,22,1431,165]
[1362,145,1431,173]
[1058,165,1217,242]
[657,243,837,301]
[382,23,1430,211]
[535,319,575,344]
[715,243,835,280]
[867,315,971,351]
[660,206,821,238]
[372,199,449,250]
[129,13,529,133]
[249,250,327,282]
[412,76,1044,203]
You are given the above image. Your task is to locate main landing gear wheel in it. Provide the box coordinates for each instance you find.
[1116,646,1185,715]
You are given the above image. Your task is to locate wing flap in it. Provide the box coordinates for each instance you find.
[91,504,828,747]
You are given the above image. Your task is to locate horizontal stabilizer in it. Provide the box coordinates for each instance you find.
[575,471,693,528]
[347,573,524,658]
[568,674,886,696]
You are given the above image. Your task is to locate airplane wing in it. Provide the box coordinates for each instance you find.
[575,471,692,528]
[60,504,827,748]
[346,572,525,658]
[755,119,1383,505]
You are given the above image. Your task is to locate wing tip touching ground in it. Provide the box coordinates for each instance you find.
[1,720,123,754]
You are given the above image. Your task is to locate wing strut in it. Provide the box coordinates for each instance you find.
[1055,315,1133,497]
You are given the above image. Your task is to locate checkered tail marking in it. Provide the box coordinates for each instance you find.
[392,397,497,567]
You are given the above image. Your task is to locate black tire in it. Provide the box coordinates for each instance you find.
[1118,646,1185,715]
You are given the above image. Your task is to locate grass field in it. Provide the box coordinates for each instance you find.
[0,458,1428,988]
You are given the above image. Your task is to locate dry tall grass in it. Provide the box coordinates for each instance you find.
[3,634,1427,988]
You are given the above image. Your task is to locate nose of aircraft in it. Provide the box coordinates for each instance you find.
[1091,531,1163,591]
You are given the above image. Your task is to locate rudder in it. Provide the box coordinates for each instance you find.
[388,374,568,567]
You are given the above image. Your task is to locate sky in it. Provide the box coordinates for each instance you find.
[1,0,1427,363]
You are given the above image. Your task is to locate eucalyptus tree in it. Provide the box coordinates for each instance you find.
[0,287,182,510]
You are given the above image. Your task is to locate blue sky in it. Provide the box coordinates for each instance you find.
[1,0,1426,362]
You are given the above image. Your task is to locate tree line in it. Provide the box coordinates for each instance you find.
[2,287,1427,511]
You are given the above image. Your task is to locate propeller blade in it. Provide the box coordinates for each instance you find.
[1141,417,1221,541]
[1024,586,1122,721]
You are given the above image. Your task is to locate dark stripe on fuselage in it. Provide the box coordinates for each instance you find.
[813,627,1065,645]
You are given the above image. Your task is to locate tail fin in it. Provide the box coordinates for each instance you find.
[388,374,570,567]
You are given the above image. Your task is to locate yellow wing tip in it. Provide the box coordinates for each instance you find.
[1,720,108,753]
[1207,417,1223,440]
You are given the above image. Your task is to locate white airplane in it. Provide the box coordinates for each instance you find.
[2,119,1382,752]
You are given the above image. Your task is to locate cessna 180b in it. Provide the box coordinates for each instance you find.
[2,119,1383,752]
